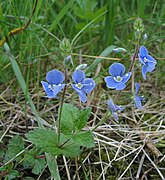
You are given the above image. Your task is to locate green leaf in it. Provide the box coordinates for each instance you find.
[73,131,95,148]
[32,158,46,175]
[75,108,91,130]
[26,129,81,157]
[26,129,61,156]
[60,103,79,134]
[23,148,46,175]
[86,45,116,73]
[46,154,61,180]
[4,135,25,162]
[6,170,19,180]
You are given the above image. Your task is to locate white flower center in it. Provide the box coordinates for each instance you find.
[114,76,123,82]
[144,57,148,63]
[75,83,83,89]
[48,84,61,91]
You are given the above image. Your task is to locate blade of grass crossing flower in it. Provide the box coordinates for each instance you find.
[86,45,116,73]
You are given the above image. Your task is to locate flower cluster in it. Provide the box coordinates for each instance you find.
[41,69,95,103]
[41,46,156,120]
[104,46,157,120]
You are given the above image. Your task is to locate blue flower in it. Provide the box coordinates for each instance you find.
[107,99,124,121]
[72,70,95,103]
[134,83,144,110]
[138,46,157,80]
[105,63,132,90]
[41,69,65,98]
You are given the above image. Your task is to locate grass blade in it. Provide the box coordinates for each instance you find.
[86,45,116,73]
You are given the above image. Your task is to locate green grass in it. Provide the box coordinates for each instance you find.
[0,0,165,179]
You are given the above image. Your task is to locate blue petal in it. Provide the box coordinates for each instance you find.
[140,46,148,57]
[135,83,140,94]
[142,65,147,80]
[72,70,85,83]
[72,84,87,103]
[112,112,119,121]
[109,63,125,77]
[122,72,132,83]
[107,99,117,112]
[146,63,156,72]
[82,78,95,93]
[116,105,124,112]
[115,82,126,90]
[46,69,64,85]
[41,81,55,98]
[52,84,65,97]
[138,54,146,66]
[147,55,156,64]
[105,76,118,89]
[134,95,142,110]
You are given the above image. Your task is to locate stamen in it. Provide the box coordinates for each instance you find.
[114,76,123,82]
[75,83,83,89]
[48,84,57,91]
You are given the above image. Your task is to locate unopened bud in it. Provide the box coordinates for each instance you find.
[76,64,88,70]
[65,55,72,65]
[113,47,127,53]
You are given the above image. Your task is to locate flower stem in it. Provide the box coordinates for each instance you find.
[115,41,139,100]
[57,68,68,145]
[128,43,139,72]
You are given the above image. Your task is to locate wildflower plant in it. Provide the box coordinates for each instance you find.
[26,39,95,160]
[24,18,158,179]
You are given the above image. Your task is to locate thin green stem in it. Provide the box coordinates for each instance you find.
[57,68,68,144]
[57,85,67,144]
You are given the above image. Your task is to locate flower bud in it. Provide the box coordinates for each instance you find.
[113,47,127,53]
[76,64,88,70]
[65,55,72,65]
[60,38,72,58]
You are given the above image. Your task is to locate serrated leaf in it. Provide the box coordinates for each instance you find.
[73,131,95,148]
[23,148,46,175]
[60,103,79,134]
[26,129,61,156]
[75,108,91,130]
[26,129,81,157]
[6,170,19,180]
[4,135,25,162]
[32,158,46,175]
